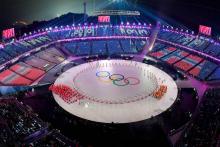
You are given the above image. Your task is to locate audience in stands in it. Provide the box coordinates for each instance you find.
[177,88,220,147]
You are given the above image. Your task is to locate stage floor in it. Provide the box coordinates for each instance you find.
[53,60,178,123]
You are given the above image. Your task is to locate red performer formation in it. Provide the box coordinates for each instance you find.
[49,84,85,104]
[153,85,168,100]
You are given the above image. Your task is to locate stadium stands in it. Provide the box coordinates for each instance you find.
[0,24,219,87]
[0,69,32,86]
[0,97,79,146]
[76,41,92,56]
[0,98,47,144]
[10,62,45,81]
[163,88,198,134]
[25,130,78,147]
[0,50,12,65]
[190,60,218,80]
[161,50,188,64]
[107,40,123,55]
[204,43,220,57]
[120,40,138,53]
[173,54,204,72]
[62,42,77,55]
[149,44,219,81]
[0,46,66,85]
[35,51,65,64]
[187,37,210,50]
[45,47,65,57]
[24,56,56,71]
[96,26,113,36]
[177,88,220,147]
[150,46,179,59]
[207,67,220,81]
[92,40,107,55]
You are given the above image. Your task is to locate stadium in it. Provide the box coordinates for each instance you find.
[0,0,220,147]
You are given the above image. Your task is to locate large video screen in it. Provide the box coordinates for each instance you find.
[199,25,212,36]
[2,28,15,39]
[98,16,110,23]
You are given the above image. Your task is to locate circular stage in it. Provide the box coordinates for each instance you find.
[53,60,178,123]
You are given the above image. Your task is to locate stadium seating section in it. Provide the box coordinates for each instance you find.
[0,47,65,86]
[0,99,47,144]
[207,67,220,81]
[0,98,77,146]
[0,26,219,85]
[149,43,219,81]
[177,88,220,146]
[62,39,147,56]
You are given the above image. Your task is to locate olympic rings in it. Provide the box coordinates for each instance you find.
[125,77,140,85]
[96,71,140,86]
[109,74,124,81]
[96,71,110,77]
[96,71,112,83]
[113,79,130,86]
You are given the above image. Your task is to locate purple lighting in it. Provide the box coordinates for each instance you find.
[0,44,4,49]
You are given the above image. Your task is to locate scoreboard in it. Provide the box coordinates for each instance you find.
[98,16,110,23]
[2,28,15,39]
[199,25,212,36]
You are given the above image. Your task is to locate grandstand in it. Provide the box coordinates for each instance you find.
[0,24,219,86]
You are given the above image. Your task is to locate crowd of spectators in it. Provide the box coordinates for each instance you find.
[176,88,220,147]
[0,97,80,146]
[0,98,47,145]
[25,130,80,147]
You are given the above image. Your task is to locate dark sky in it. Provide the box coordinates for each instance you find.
[139,0,220,31]
[1,0,100,25]
[1,0,220,33]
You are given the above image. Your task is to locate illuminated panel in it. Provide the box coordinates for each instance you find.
[199,25,212,36]
[98,16,110,23]
[2,28,15,39]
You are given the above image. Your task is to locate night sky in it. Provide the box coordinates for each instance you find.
[1,0,101,26]
[1,0,220,33]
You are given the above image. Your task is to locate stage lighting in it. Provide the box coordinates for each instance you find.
[109,0,125,3]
